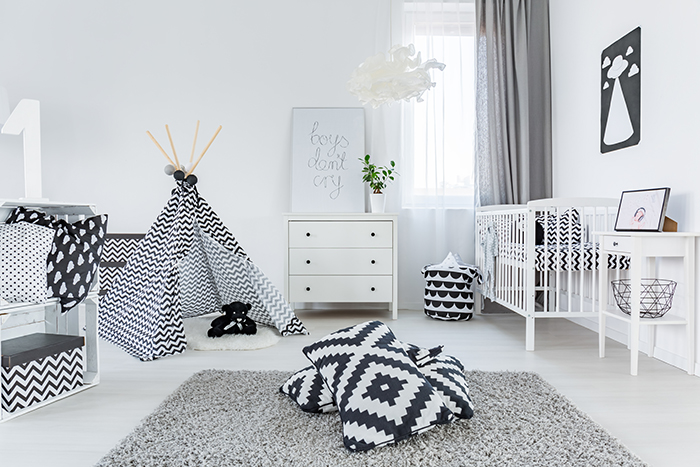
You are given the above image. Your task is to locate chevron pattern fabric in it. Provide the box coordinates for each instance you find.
[194,191,248,259]
[1,347,83,413]
[197,228,272,327]
[153,268,188,359]
[506,243,630,272]
[101,234,145,263]
[534,243,631,272]
[303,321,453,451]
[99,187,188,361]
[178,232,223,318]
[98,266,123,297]
[535,209,582,245]
[194,193,305,335]
[281,316,310,337]
[99,181,306,361]
[100,234,145,296]
[249,263,306,335]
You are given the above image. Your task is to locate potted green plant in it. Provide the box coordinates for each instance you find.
[359,154,397,213]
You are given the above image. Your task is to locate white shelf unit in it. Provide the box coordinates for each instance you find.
[284,213,399,319]
[0,199,101,422]
[597,231,700,376]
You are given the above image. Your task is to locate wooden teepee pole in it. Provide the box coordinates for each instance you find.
[190,120,200,164]
[165,124,180,169]
[186,125,222,177]
[146,131,175,166]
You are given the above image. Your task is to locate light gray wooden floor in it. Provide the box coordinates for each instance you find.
[1,308,699,467]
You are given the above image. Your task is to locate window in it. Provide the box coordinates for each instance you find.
[402,1,475,208]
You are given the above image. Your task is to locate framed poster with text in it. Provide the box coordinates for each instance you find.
[291,107,365,212]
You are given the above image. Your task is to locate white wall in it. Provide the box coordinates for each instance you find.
[0,1,381,288]
[550,0,700,373]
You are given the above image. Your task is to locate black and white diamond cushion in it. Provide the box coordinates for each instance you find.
[0,223,54,303]
[6,207,108,312]
[303,321,453,451]
[282,341,443,414]
[280,365,337,414]
[401,342,444,367]
[420,354,474,419]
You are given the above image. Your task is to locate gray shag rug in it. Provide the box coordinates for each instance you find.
[96,370,646,467]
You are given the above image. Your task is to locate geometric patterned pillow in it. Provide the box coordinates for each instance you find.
[6,207,108,312]
[279,365,338,414]
[302,321,453,451]
[0,223,54,303]
[401,342,444,367]
[419,354,474,419]
[282,341,444,414]
[535,208,582,245]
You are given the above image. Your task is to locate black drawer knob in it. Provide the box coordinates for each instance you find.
[305,287,311,292]
[371,287,376,292]
[371,232,376,237]
[306,232,311,237]
[371,260,376,264]
[306,259,311,264]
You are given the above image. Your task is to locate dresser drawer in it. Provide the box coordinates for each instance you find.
[289,221,393,248]
[288,275,393,302]
[603,235,632,253]
[289,249,393,275]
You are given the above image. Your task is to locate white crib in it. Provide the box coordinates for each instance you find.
[475,198,628,351]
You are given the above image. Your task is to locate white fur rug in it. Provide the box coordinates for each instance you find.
[183,314,281,351]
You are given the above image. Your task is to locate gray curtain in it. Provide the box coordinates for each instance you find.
[475,0,552,207]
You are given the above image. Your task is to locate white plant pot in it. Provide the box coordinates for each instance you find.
[370,193,386,213]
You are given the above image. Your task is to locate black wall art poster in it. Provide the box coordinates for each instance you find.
[600,27,641,154]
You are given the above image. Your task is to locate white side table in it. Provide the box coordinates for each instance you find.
[597,231,699,376]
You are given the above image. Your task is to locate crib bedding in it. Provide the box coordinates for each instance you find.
[508,242,629,272]
[476,198,626,351]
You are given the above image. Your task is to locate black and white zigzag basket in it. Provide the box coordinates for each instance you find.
[1,334,84,413]
[422,253,482,321]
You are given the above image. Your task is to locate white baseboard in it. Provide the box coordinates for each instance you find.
[400,301,424,311]
[570,316,698,376]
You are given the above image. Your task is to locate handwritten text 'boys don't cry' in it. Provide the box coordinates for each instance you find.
[307,121,349,200]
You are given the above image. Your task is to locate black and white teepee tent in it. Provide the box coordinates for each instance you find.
[99,124,307,361]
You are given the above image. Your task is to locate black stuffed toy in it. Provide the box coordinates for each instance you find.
[207,302,257,338]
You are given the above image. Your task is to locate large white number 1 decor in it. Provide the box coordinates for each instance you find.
[1,99,44,200]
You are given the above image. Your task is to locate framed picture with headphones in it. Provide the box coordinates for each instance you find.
[614,187,670,232]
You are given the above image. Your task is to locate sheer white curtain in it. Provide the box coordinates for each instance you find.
[376,0,476,309]
[402,0,475,209]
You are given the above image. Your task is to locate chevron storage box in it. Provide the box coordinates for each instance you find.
[1,333,84,413]
[422,252,482,321]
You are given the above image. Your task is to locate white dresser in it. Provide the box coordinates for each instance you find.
[284,213,398,319]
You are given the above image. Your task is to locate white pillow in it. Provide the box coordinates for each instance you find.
[0,223,54,303]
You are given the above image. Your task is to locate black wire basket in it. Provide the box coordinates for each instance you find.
[610,279,677,318]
